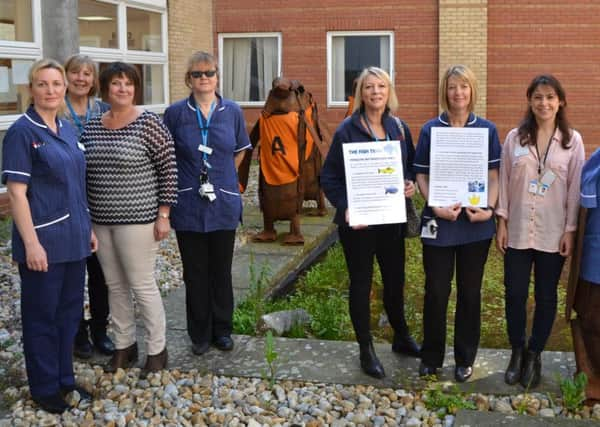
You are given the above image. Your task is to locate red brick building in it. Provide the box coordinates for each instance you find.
[214,0,600,157]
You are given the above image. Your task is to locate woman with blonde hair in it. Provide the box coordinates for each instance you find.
[321,66,419,378]
[414,64,501,382]
[2,58,96,412]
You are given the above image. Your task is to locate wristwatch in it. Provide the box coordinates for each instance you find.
[158,212,170,219]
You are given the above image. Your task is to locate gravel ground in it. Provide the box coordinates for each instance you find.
[1,165,600,425]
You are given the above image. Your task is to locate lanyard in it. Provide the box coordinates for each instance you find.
[362,113,390,142]
[195,100,216,169]
[534,127,556,175]
[65,97,90,138]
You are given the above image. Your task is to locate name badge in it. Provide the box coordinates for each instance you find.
[528,180,538,194]
[514,145,529,157]
[540,169,556,186]
[198,145,213,155]
[421,218,438,239]
[77,142,86,151]
[538,183,549,196]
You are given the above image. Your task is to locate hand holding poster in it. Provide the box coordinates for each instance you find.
[429,127,488,208]
[342,141,406,226]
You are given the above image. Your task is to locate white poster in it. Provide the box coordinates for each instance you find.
[11,60,33,85]
[342,140,406,227]
[429,127,489,207]
[0,67,8,93]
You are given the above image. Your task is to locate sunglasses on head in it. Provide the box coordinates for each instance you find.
[190,70,217,78]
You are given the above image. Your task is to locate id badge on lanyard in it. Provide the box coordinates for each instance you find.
[196,101,217,201]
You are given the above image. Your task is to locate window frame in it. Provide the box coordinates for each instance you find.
[217,32,282,107]
[79,0,169,114]
[0,0,42,131]
[326,30,394,108]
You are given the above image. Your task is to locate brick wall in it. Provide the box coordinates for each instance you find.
[488,1,600,156]
[214,0,439,140]
[167,0,214,104]
[439,0,488,117]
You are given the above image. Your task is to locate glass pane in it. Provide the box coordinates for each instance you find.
[331,35,390,102]
[0,58,34,116]
[78,0,118,48]
[127,7,162,52]
[0,0,33,42]
[98,63,164,105]
[222,36,278,102]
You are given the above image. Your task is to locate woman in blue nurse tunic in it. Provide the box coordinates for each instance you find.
[163,51,251,356]
[1,59,96,413]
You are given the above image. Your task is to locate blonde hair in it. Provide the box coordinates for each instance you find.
[64,54,100,97]
[28,58,67,109]
[185,51,219,89]
[352,66,399,113]
[439,64,478,113]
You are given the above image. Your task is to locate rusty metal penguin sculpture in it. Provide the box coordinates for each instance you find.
[238,77,330,245]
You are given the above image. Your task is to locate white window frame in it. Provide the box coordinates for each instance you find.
[0,0,43,131]
[218,32,282,107]
[79,0,169,114]
[326,30,394,108]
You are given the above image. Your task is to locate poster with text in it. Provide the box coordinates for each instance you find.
[429,127,488,208]
[342,141,406,226]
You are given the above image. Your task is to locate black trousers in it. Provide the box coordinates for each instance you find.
[421,239,491,367]
[504,247,565,353]
[338,224,409,345]
[76,253,109,339]
[176,230,236,345]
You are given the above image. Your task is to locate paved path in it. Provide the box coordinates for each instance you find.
[83,205,578,399]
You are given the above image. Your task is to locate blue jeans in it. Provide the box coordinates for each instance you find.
[504,248,565,353]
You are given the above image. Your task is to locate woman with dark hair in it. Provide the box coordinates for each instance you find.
[163,51,251,355]
[81,62,177,377]
[497,74,584,388]
[2,58,96,413]
[321,66,420,379]
[63,54,114,359]
[414,64,501,382]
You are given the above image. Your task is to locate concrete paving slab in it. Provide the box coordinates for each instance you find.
[454,409,598,426]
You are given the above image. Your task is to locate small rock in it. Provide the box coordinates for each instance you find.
[540,408,555,417]
[247,419,261,427]
[593,404,600,420]
[406,417,422,427]
[492,398,513,414]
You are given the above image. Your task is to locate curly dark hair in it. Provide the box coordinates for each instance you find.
[98,62,141,103]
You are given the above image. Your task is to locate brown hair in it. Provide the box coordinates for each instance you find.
[98,62,141,103]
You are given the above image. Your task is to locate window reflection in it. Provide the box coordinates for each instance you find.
[78,0,118,48]
[126,7,162,52]
[0,0,33,42]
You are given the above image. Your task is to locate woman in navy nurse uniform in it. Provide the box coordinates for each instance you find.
[1,59,96,413]
[163,51,251,355]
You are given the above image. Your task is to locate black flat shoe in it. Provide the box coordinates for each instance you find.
[359,342,385,379]
[392,333,421,358]
[520,350,541,389]
[33,392,72,414]
[61,384,93,402]
[92,332,115,356]
[73,338,93,359]
[418,361,438,377]
[504,347,524,385]
[192,342,210,355]
[213,336,234,351]
[455,365,473,383]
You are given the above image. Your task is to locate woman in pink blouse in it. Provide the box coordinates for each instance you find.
[496,75,584,389]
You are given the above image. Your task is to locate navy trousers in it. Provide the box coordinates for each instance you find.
[20,260,86,398]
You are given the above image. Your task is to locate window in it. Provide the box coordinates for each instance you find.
[218,33,281,106]
[79,0,168,112]
[327,31,394,107]
[0,0,41,129]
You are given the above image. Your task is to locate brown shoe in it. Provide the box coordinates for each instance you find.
[140,347,168,379]
[104,342,138,373]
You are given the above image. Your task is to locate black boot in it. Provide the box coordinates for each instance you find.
[359,342,385,379]
[91,330,115,355]
[520,350,541,389]
[392,332,421,358]
[504,347,524,385]
[73,321,93,359]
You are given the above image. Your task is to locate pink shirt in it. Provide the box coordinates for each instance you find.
[496,127,584,253]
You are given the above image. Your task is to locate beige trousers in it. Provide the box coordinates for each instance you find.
[94,223,166,355]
